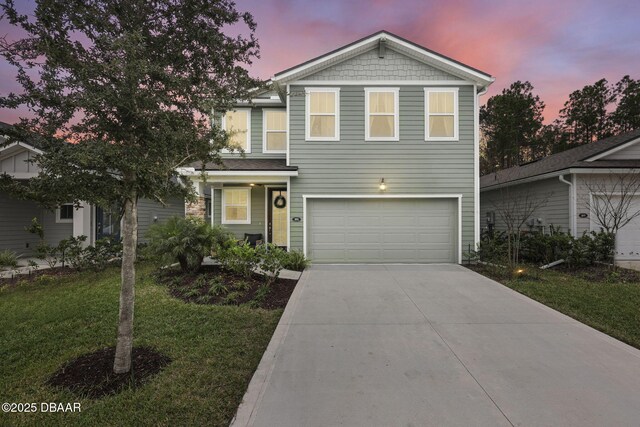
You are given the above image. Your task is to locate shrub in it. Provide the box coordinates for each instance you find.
[567,230,615,268]
[218,242,257,279]
[475,230,509,265]
[60,236,89,270]
[256,243,287,285]
[0,249,20,269]
[478,228,616,269]
[521,228,572,265]
[82,238,122,271]
[146,216,217,273]
[281,250,310,271]
[35,243,59,269]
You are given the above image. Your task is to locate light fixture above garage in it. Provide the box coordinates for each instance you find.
[379,178,386,191]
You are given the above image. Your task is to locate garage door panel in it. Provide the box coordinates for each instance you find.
[419,232,454,244]
[382,233,417,244]
[311,233,346,244]
[312,216,346,227]
[345,233,382,244]
[347,216,382,227]
[307,198,457,263]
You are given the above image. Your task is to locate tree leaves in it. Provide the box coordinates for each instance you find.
[0,0,263,207]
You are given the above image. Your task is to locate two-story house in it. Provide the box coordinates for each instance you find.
[179,31,494,264]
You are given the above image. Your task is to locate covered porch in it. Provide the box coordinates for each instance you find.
[180,160,297,249]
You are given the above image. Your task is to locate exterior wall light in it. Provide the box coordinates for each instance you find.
[379,178,387,191]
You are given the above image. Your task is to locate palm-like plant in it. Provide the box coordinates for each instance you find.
[147,216,226,273]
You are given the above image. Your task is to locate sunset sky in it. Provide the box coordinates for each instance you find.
[1,0,639,124]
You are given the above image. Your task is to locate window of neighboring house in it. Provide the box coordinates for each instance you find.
[222,188,251,224]
[56,204,74,223]
[263,109,287,153]
[365,88,399,141]
[222,109,251,152]
[306,88,340,141]
[424,88,458,141]
[205,197,212,219]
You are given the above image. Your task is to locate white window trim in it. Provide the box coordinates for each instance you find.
[221,187,252,225]
[424,87,459,141]
[364,87,399,142]
[305,87,340,141]
[262,109,287,153]
[56,204,74,224]
[221,108,252,153]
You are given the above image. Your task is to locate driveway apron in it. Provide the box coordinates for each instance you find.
[233,264,640,427]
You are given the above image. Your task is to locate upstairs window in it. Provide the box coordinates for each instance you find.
[222,109,251,152]
[222,188,251,224]
[365,88,399,141]
[263,109,287,153]
[306,88,340,141]
[424,88,458,141]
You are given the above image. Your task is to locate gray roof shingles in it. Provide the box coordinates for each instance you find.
[480,129,640,190]
[188,158,297,172]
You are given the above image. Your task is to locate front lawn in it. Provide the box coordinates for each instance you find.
[0,265,282,426]
[470,264,640,350]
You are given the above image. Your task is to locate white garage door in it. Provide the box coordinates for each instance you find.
[306,198,458,264]
[598,196,640,261]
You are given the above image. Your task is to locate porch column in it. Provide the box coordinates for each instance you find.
[185,179,206,218]
[73,202,93,247]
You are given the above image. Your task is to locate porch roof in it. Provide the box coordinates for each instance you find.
[187,158,297,172]
[179,159,298,176]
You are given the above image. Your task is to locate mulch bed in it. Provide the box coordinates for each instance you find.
[0,266,75,286]
[555,264,640,283]
[155,265,298,309]
[47,346,171,399]
[468,262,640,284]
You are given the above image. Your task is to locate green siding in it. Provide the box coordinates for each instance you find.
[288,85,476,258]
[481,177,570,233]
[137,196,185,242]
[220,107,286,160]
[212,186,267,239]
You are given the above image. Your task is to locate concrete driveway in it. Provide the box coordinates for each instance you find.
[232,264,640,427]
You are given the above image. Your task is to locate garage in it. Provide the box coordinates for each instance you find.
[592,195,640,261]
[305,197,459,264]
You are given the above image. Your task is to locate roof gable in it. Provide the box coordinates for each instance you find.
[272,30,494,87]
[587,137,640,161]
[299,47,462,82]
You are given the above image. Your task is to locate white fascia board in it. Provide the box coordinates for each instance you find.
[178,168,298,177]
[272,32,493,86]
[584,137,640,161]
[0,141,44,156]
[568,167,640,174]
[293,80,476,86]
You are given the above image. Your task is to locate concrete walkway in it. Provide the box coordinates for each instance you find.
[232,264,640,427]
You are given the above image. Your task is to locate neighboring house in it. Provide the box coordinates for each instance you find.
[480,129,640,267]
[179,31,494,264]
[0,122,184,254]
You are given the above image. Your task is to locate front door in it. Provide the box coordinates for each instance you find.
[267,188,288,248]
[96,206,121,241]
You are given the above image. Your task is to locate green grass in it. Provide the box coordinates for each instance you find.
[0,265,282,426]
[473,265,640,350]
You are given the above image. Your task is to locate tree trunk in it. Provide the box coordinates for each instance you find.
[113,192,138,374]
